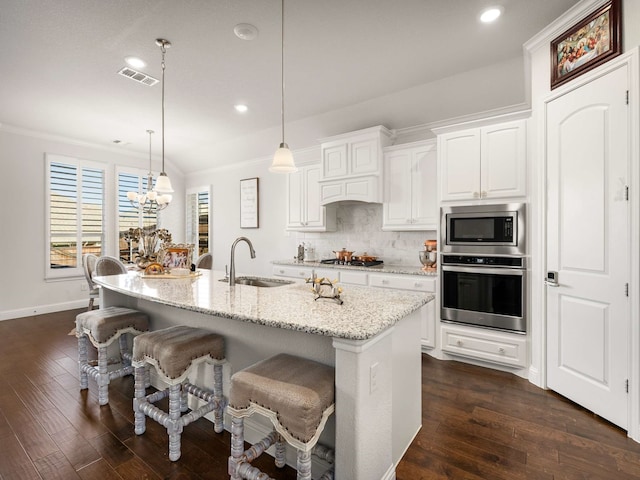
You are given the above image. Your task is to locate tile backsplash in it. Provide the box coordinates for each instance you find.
[294,202,437,266]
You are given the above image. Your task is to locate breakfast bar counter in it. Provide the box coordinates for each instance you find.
[94,269,433,480]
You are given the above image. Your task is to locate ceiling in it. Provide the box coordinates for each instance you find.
[0,0,580,174]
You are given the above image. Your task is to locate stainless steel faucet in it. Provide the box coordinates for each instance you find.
[229,236,256,286]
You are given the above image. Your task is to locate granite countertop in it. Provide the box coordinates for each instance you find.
[93,269,433,341]
[272,259,438,277]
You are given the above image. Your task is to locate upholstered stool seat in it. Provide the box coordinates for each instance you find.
[132,325,226,461]
[228,353,335,480]
[76,306,149,405]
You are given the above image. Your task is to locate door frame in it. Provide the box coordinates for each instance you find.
[538,48,640,440]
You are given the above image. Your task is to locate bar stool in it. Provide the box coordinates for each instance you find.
[228,353,335,480]
[76,306,150,405]
[132,325,226,461]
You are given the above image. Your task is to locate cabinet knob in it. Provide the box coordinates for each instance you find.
[456,340,463,347]
[481,191,488,198]
[382,279,389,285]
[473,191,480,198]
[406,219,411,224]
[299,271,306,276]
[279,269,285,274]
[498,347,505,354]
[414,282,422,288]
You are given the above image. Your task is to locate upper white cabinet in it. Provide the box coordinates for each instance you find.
[319,126,393,204]
[287,164,336,231]
[382,140,437,231]
[438,119,526,202]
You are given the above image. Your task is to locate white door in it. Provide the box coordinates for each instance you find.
[546,64,630,429]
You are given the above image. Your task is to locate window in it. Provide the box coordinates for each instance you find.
[46,154,104,279]
[117,169,159,263]
[186,186,211,263]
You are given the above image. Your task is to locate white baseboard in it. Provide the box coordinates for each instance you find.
[0,299,90,321]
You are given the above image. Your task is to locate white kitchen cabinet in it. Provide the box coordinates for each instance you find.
[438,119,526,201]
[441,323,527,368]
[272,265,336,282]
[369,273,436,350]
[287,164,336,231]
[339,270,368,286]
[383,140,437,231]
[319,126,392,204]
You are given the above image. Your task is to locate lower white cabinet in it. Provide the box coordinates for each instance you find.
[440,323,527,368]
[272,265,336,281]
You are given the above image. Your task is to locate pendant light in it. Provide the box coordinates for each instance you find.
[153,38,175,194]
[126,130,171,212]
[269,0,297,173]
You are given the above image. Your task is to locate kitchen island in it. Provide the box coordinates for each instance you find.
[93,269,433,480]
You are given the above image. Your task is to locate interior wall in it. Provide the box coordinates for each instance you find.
[0,128,184,319]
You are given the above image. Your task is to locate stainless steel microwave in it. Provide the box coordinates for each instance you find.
[441,203,526,256]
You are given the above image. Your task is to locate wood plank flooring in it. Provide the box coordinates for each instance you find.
[1,309,640,479]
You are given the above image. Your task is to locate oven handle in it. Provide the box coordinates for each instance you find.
[441,265,525,276]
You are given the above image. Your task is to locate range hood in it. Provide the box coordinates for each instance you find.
[319,175,382,205]
[318,125,392,205]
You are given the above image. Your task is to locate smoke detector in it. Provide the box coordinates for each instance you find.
[117,67,159,86]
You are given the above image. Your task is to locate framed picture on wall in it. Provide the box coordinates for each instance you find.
[240,177,259,229]
[550,0,621,90]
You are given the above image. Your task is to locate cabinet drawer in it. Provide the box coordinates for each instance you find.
[369,274,436,292]
[340,271,368,285]
[441,324,526,368]
[272,266,335,282]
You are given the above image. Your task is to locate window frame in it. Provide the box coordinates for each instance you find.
[45,153,106,280]
[186,185,212,264]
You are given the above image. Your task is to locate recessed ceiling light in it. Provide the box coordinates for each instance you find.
[235,104,249,113]
[125,56,146,69]
[234,23,258,41]
[479,6,503,23]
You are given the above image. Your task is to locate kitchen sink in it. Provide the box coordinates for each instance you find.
[219,276,294,288]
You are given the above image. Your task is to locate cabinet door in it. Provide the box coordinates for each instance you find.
[383,150,413,228]
[286,169,304,228]
[411,144,438,228]
[439,130,481,201]
[481,120,526,199]
[304,166,324,227]
[322,143,348,179]
[350,137,378,175]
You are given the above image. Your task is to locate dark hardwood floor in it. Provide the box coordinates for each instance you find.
[1,309,640,479]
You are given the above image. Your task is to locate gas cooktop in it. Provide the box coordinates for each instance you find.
[319,259,384,268]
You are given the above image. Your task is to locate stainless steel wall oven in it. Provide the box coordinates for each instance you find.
[440,204,527,333]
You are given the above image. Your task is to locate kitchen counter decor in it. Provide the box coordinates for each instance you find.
[125,227,173,268]
[306,272,343,305]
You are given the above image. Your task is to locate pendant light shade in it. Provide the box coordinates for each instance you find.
[269,0,297,173]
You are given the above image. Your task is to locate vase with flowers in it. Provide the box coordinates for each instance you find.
[124,227,172,268]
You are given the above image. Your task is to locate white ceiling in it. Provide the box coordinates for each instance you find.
[0,0,580,173]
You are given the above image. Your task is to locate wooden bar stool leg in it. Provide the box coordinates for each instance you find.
[119,334,130,367]
[78,334,89,390]
[180,382,189,413]
[213,363,224,433]
[133,366,147,435]
[229,416,244,480]
[168,384,184,461]
[97,346,109,405]
[297,449,312,480]
[275,435,286,468]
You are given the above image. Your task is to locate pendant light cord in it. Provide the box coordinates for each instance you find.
[281,0,285,145]
[160,44,167,173]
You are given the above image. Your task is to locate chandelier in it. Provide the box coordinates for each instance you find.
[126,38,174,212]
[126,129,171,212]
